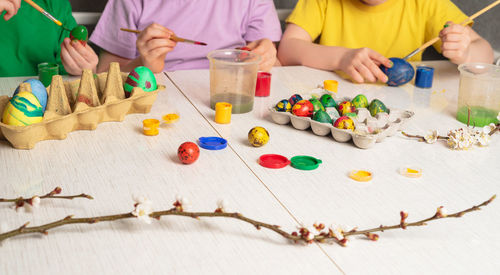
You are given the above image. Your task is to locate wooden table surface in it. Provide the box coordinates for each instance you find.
[1,62,499,274]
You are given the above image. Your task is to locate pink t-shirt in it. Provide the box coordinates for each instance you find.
[90,0,282,71]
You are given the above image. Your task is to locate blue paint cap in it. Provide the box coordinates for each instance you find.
[198,137,227,150]
[415,66,434,88]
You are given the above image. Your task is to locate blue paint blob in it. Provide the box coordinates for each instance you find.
[380,58,415,87]
[13,79,48,111]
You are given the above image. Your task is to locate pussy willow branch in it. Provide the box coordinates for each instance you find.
[0,195,495,244]
[400,131,448,141]
[0,187,93,205]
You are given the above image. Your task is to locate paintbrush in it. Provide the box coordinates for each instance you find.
[120,28,207,46]
[24,0,71,31]
[403,0,500,60]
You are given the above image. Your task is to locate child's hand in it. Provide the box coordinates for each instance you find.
[246,39,277,72]
[61,38,99,75]
[439,21,472,64]
[1,0,20,21]
[136,23,177,73]
[339,48,392,83]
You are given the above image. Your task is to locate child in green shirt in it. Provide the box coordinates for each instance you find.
[0,0,98,77]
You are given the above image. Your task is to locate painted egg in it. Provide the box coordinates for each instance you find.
[124,66,158,97]
[177,142,200,164]
[325,107,340,121]
[380,57,415,87]
[320,94,337,108]
[13,79,47,111]
[309,98,325,112]
[369,99,388,117]
[292,100,314,117]
[2,92,44,126]
[70,25,88,45]
[351,94,369,109]
[333,116,355,130]
[248,126,269,147]
[275,99,291,112]
[288,94,303,106]
[312,110,333,124]
[338,101,356,116]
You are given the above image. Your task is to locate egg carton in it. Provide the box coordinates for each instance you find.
[269,103,414,149]
[0,63,165,149]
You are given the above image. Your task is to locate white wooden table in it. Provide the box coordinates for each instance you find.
[1,62,499,274]
[167,61,500,275]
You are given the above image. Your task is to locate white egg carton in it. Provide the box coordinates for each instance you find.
[269,102,414,149]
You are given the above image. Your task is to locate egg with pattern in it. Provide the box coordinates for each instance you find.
[13,79,48,111]
[124,66,158,97]
[333,116,355,130]
[2,92,44,126]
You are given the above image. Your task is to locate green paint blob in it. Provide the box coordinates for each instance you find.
[456,106,499,127]
[70,25,88,42]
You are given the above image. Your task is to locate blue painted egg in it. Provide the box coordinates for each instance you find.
[13,79,47,111]
[288,94,303,106]
[2,92,44,126]
[275,99,291,112]
[124,66,157,97]
[380,58,415,87]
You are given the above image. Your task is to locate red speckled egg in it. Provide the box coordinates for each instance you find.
[177,142,200,164]
[292,100,314,117]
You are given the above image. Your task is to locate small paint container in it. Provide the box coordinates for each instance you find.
[349,170,372,182]
[38,62,59,87]
[142,119,160,136]
[323,80,338,93]
[415,66,434,88]
[255,72,271,97]
[215,102,232,124]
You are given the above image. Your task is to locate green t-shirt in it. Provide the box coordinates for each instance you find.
[0,0,77,77]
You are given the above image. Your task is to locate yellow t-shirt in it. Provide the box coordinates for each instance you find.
[286,0,469,61]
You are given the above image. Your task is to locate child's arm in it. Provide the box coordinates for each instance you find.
[278,24,392,83]
[60,38,99,75]
[96,23,177,73]
[245,39,278,72]
[440,21,494,64]
[0,0,20,21]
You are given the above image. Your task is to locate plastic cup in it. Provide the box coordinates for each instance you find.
[457,63,500,127]
[38,63,59,87]
[255,72,271,97]
[207,49,261,114]
[142,119,160,136]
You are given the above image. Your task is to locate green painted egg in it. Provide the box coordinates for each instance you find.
[2,92,44,126]
[312,110,333,124]
[352,94,369,109]
[309,98,325,113]
[124,66,158,97]
[369,99,388,117]
[70,25,88,45]
[320,94,337,108]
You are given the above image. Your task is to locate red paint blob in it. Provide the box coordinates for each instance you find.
[177,142,200,164]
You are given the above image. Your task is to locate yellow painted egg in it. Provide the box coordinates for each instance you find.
[2,92,44,126]
[248,126,269,147]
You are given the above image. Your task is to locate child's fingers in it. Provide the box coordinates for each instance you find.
[441,33,464,43]
[145,38,176,52]
[345,67,364,84]
[71,42,98,64]
[365,60,388,83]
[60,43,79,74]
[368,50,392,68]
[1,1,16,20]
[355,63,377,83]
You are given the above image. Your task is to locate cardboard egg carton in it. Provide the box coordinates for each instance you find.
[269,94,414,149]
[0,63,165,149]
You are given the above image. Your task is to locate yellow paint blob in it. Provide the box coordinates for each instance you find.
[349,170,372,182]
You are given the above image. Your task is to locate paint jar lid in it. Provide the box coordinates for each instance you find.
[348,170,372,182]
[290,156,322,170]
[415,66,434,88]
[259,154,290,169]
[198,137,227,150]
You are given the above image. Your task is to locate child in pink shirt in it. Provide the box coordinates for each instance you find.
[90,0,282,73]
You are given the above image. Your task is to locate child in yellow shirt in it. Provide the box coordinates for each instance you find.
[278,0,494,84]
